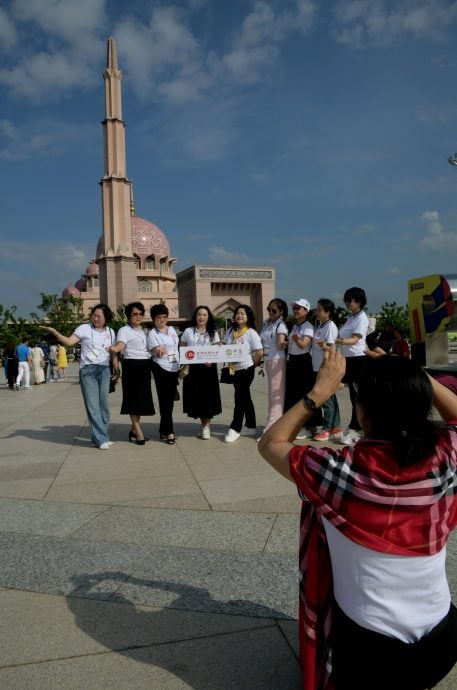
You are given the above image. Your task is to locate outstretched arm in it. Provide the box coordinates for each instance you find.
[258,348,346,481]
[42,326,79,349]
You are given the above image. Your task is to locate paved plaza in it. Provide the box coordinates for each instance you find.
[0,365,456,689]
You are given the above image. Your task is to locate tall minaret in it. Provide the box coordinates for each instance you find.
[97,36,137,310]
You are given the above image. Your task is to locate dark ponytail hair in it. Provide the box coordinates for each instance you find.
[356,356,438,466]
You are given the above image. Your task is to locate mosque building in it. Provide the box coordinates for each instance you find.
[62,37,274,327]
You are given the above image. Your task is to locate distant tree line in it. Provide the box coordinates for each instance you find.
[0,295,411,350]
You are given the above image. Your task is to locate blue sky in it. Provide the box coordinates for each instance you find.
[1,0,457,317]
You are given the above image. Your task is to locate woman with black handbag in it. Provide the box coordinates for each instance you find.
[109,302,154,446]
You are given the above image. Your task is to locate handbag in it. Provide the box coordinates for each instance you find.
[220,366,234,384]
[178,364,189,379]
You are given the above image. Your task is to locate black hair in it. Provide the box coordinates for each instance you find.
[191,305,216,340]
[317,298,339,327]
[21,336,28,343]
[269,298,288,320]
[343,287,367,309]
[91,304,113,322]
[357,356,438,466]
[233,304,256,329]
[150,303,169,320]
[125,302,145,320]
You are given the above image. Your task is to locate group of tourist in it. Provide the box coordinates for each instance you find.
[38,287,376,450]
[5,337,67,390]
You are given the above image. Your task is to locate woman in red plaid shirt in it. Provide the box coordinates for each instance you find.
[259,349,457,690]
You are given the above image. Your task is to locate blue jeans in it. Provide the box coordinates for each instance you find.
[322,394,341,431]
[79,365,110,446]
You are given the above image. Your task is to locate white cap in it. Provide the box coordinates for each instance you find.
[290,298,310,311]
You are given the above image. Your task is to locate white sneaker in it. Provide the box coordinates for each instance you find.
[201,426,211,440]
[107,441,114,447]
[24,386,32,390]
[240,427,256,436]
[224,429,241,443]
[99,442,110,450]
[338,428,362,446]
[295,428,315,440]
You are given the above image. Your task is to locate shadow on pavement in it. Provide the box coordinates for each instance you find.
[67,571,300,689]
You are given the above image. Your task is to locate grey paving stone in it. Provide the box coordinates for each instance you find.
[215,494,301,514]
[0,625,301,690]
[108,493,211,510]
[0,461,63,481]
[112,546,298,620]
[70,506,276,553]
[264,514,299,555]
[0,498,109,537]
[45,473,201,504]
[0,533,298,620]
[0,533,137,598]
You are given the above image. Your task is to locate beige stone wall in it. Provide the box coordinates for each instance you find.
[177,265,275,330]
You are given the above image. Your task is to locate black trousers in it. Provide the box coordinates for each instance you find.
[151,362,178,436]
[230,366,256,432]
[331,602,457,690]
[342,355,367,430]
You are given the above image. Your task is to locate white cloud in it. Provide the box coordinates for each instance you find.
[0,7,18,51]
[207,246,251,264]
[12,0,106,48]
[386,266,401,275]
[332,0,457,48]
[0,0,105,100]
[420,210,457,251]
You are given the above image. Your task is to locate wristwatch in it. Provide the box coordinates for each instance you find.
[303,395,319,412]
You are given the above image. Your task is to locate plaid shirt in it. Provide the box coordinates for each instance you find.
[289,424,457,690]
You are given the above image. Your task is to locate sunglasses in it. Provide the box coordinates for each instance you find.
[267,307,278,314]
[131,312,144,316]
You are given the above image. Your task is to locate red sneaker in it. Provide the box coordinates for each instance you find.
[313,430,330,441]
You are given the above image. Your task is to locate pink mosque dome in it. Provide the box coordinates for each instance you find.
[62,285,81,298]
[85,260,99,276]
[75,278,86,291]
[96,215,170,259]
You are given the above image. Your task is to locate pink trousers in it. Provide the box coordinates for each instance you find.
[264,357,286,433]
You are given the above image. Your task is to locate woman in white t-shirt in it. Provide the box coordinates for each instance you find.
[43,304,119,450]
[284,298,318,438]
[260,298,289,434]
[180,305,222,440]
[311,298,343,441]
[336,286,369,446]
[109,302,154,446]
[224,304,263,443]
[147,304,179,445]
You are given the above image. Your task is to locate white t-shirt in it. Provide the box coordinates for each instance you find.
[311,320,338,372]
[116,325,150,360]
[147,326,180,372]
[180,327,220,346]
[260,318,288,361]
[323,519,450,643]
[73,323,114,368]
[288,320,314,356]
[339,311,369,357]
[225,327,263,371]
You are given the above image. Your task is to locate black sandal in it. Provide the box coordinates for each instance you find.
[166,436,176,445]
